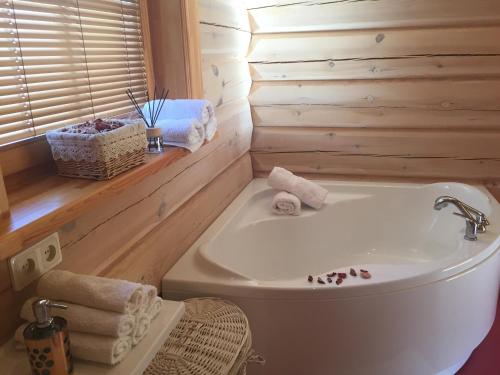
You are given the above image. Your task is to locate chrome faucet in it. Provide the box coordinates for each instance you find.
[433,196,490,241]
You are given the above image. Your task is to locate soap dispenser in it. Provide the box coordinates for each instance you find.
[23,298,74,375]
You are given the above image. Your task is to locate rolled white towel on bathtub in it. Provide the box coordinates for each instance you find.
[268,167,328,210]
[21,297,135,338]
[37,270,144,315]
[272,191,301,216]
[15,324,132,365]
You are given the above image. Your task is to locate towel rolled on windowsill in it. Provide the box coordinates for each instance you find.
[143,99,217,141]
[155,118,205,152]
[272,191,301,216]
[15,324,132,365]
[20,297,135,338]
[268,167,328,209]
[36,270,145,315]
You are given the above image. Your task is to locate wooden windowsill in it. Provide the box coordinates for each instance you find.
[0,146,191,261]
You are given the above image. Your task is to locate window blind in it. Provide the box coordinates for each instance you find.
[0,0,148,145]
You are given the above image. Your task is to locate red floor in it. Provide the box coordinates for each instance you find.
[457,293,500,375]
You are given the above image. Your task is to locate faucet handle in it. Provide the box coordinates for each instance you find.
[453,212,489,233]
[477,215,489,233]
[453,212,474,222]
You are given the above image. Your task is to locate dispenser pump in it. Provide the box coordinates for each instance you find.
[32,298,68,328]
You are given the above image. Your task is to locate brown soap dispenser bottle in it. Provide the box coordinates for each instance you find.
[23,298,74,375]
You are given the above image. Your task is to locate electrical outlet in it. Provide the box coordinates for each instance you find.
[37,233,62,270]
[8,233,62,291]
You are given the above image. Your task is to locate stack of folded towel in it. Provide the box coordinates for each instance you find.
[143,99,217,152]
[268,166,328,215]
[14,270,163,366]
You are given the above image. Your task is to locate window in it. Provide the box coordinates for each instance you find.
[0,0,148,145]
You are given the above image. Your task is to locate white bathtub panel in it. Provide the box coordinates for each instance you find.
[165,249,499,375]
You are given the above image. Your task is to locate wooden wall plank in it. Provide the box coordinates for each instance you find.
[247,0,500,33]
[250,79,500,129]
[248,27,500,63]
[200,23,251,59]
[202,57,251,107]
[251,104,500,129]
[251,152,500,180]
[250,80,500,110]
[251,55,500,82]
[198,0,250,32]
[252,127,500,159]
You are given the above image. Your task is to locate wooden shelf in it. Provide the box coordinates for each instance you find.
[0,147,188,262]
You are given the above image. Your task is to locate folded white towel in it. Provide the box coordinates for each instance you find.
[205,117,217,141]
[132,312,151,346]
[146,296,162,320]
[144,99,217,141]
[15,324,132,365]
[21,297,135,338]
[272,191,301,216]
[268,167,328,209]
[155,118,205,152]
[141,285,158,313]
[37,271,144,315]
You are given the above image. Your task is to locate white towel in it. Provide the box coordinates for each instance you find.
[272,191,301,216]
[155,118,204,152]
[268,167,328,210]
[15,324,132,365]
[146,296,162,320]
[21,297,135,338]
[144,99,217,141]
[141,285,158,313]
[37,271,144,315]
[132,312,150,346]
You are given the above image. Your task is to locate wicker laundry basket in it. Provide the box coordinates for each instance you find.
[144,298,264,375]
[46,119,147,180]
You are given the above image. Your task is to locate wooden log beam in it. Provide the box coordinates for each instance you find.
[248,27,500,64]
[247,0,500,33]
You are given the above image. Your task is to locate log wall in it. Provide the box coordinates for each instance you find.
[246,0,500,182]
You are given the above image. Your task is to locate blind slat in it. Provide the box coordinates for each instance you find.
[0,0,147,145]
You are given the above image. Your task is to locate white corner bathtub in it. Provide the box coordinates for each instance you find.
[162,179,500,375]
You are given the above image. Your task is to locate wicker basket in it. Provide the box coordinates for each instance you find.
[46,119,147,180]
[144,298,261,375]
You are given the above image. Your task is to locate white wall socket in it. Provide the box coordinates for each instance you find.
[8,233,62,291]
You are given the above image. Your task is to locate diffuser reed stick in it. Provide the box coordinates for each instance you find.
[126,87,169,128]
